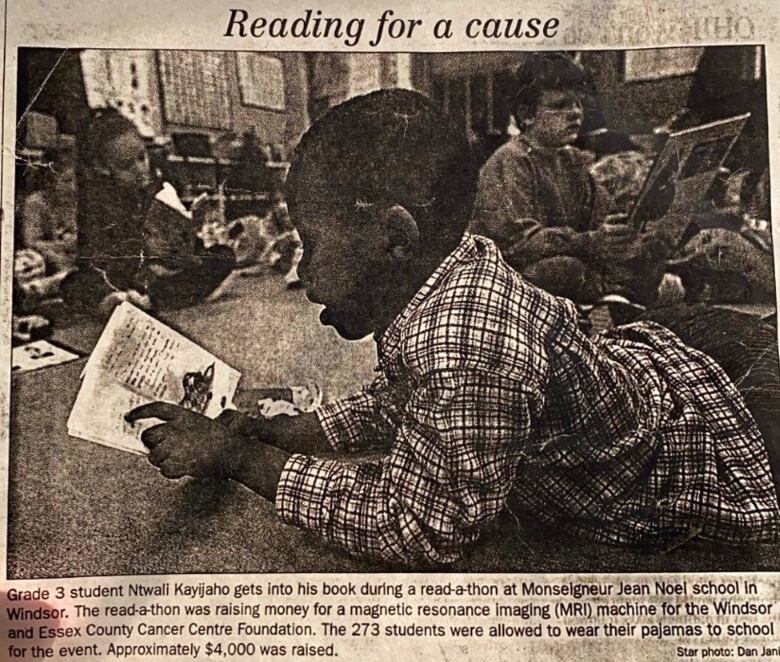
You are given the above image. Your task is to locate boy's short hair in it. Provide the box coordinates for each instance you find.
[287,89,476,251]
[511,52,589,126]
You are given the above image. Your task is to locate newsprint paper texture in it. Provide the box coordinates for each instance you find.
[4,0,780,660]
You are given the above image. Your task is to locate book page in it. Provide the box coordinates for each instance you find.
[67,370,151,455]
[68,303,241,453]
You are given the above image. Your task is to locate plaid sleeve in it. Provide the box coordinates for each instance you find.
[315,391,378,453]
[277,368,536,565]
[315,379,397,454]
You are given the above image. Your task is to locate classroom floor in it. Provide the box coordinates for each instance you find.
[52,271,379,400]
[32,270,780,573]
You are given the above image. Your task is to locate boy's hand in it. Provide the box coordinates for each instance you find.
[125,402,247,480]
[127,290,153,310]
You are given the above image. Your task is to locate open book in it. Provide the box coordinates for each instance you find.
[68,303,242,455]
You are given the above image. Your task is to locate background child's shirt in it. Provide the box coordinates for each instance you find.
[75,173,149,295]
[470,136,613,270]
[275,234,780,566]
[19,189,77,272]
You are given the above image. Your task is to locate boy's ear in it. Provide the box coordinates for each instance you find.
[376,204,420,261]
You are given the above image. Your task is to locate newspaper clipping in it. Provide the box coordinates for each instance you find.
[2,0,780,659]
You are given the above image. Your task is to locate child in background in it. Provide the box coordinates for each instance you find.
[18,135,78,273]
[470,53,670,305]
[128,90,779,568]
[61,108,234,315]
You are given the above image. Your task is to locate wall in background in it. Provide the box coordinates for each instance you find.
[17,49,90,136]
[77,49,309,148]
[18,48,764,153]
[306,53,413,119]
[581,50,697,133]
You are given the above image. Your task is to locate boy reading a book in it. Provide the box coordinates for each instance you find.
[62,108,235,315]
[470,53,669,304]
[128,90,779,567]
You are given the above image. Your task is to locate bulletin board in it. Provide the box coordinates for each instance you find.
[80,50,161,137]
[236,53,286,111]
[157,50,233,129]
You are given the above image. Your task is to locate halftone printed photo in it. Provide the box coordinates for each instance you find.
[6,45,778,577]
[2,4,780,659]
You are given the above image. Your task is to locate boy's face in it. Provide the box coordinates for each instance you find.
[527,89,584,148]
[291,188,386,340]
[101,130,152,192]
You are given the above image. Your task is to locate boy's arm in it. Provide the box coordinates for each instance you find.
[127,369,535,566]
[589,174,619,227]
[275,368,536,566]
[218,409,330,456]
[223,381,396,456]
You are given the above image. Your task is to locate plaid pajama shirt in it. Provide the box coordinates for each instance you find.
[276,234,780,565]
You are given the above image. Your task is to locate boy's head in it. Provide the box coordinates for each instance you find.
[286,89,476,340]
[79,107,152,192]
[511,52,588,149]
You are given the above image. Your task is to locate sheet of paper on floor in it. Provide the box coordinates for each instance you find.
[11,340,80,374]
